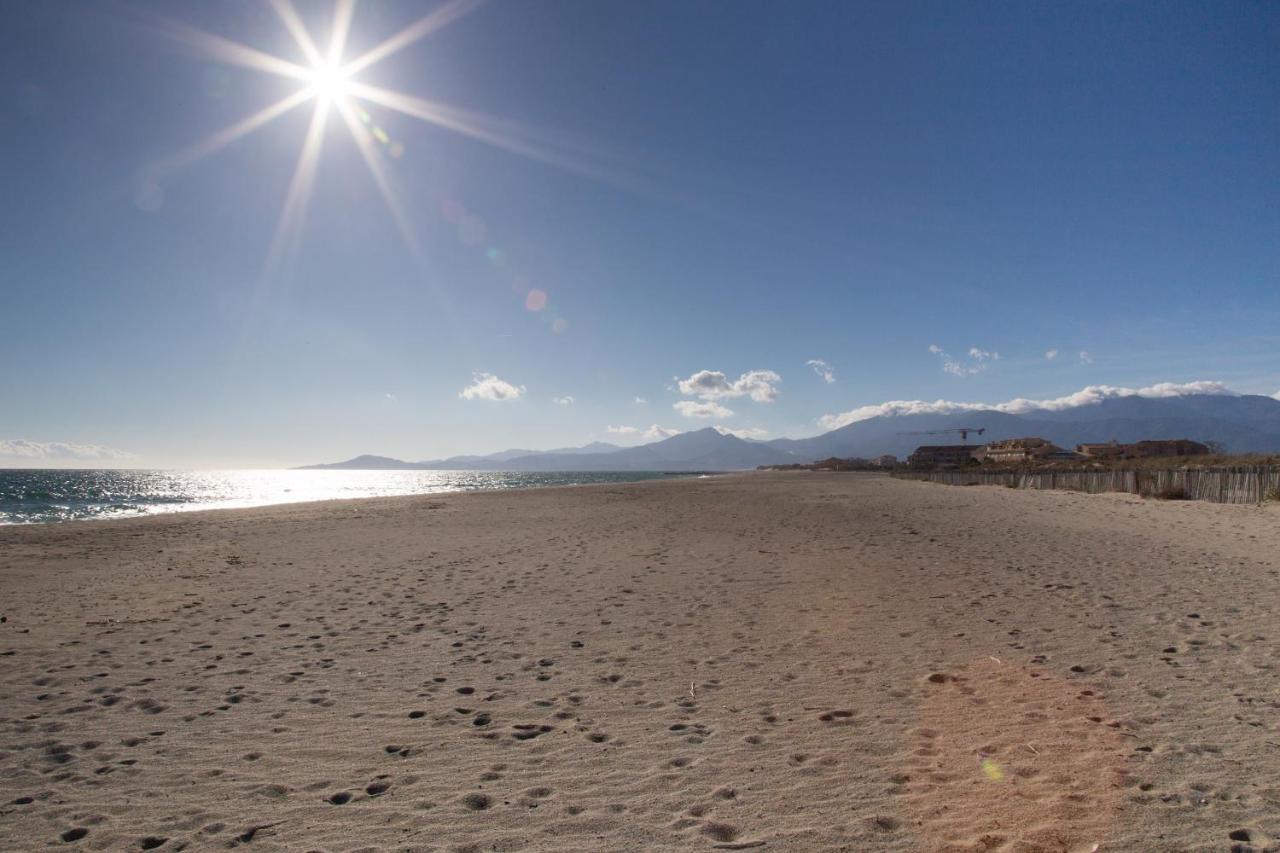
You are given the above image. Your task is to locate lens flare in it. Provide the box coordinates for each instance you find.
[525,289,547,312]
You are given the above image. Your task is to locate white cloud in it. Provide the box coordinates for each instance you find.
[931,345,999,377]
[607,424,681,441]
[552,395,575,405]
[816,380,1238,431]
[384,392,397,401]
[0,439,136,461]
[634,396,647,404]
[1044,349,1059,361]
[1079,350,1093,365]
[714,425,768,440]
[459,372,525,401]
[806,358,836,383]
[676,369,780,402]
[674,400,734,419]
[643,424,681,440]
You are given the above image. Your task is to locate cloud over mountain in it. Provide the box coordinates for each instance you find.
[714,425,768,439]
[817,380,1238,430]
[607,424,681,441]
[674,400,734,419]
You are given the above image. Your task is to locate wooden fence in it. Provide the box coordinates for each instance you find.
[893,466,1280,505]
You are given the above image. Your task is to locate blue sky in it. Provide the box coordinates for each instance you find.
[1,0,1277,467]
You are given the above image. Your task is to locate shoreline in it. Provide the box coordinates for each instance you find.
[2,472,1278,850]
[0,468,728,529]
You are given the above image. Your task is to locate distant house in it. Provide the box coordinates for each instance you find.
[1076,439,1210,459]
[908,445,981,468]
[872,454,898,468]
[978,437,1060,464]
[1077,441,1124,458]
[1124,439,1210,458]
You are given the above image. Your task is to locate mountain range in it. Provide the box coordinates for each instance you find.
[300,393,1280,471]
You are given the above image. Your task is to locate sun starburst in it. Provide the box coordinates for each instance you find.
[142,0,652,277]
[145,1,518,270]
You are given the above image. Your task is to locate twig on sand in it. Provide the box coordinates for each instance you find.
[236,822,283,843]
[690,682,697,698]
[1024,743,1040,755]
[714,842,766,850]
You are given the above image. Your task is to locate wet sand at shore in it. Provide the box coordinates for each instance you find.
[2,472,1278,851]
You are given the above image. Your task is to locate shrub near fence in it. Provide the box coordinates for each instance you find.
[892,466,1280,505]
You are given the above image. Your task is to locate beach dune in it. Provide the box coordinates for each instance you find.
[1,473,1278,851]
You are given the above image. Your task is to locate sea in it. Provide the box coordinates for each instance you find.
[0,469,689,525]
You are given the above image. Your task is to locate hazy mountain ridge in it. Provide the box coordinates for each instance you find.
[302,429,793,471]
[300,442,623,470]
[300,394,1280,470]
[771,394,1280,460]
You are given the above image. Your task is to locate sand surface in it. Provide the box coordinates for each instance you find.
[1,472,1279,852]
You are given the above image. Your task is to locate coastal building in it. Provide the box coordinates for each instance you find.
[978,437,1061,464]
[872,454,898,468]
[1077,441,1123,458]
[1076,439,1209,459]
[908,445,981,468]
[1124,439,1210,458]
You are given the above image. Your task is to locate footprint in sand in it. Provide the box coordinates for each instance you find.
[461,793,492,811]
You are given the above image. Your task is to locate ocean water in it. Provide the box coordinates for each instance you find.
[0,469,687,525]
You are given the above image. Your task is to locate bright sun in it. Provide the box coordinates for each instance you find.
[307,61,350,103]
[152,0,613,272]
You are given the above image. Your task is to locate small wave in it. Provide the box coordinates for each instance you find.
[0,469,691,524]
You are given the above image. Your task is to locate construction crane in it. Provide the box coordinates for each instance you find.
[898,427,987,442]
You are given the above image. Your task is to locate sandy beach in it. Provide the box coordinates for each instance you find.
[1,472,1278,852]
